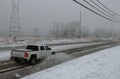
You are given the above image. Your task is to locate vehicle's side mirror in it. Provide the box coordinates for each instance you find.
[47,48,51,50]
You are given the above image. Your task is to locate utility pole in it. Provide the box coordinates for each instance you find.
[80,11,82,38]
[110,21,113,37]
[9,0,22,42]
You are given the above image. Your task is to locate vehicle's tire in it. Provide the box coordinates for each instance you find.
[52,52,56,55]
[15,58,21,64]
[29,56,37,65]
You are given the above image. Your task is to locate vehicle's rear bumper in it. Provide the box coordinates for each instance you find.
[11,56,28,62]
[10,56,15,60]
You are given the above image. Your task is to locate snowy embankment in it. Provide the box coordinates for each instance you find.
[0,50,11,61]
[0,38,92,48]
[22,46,120,79]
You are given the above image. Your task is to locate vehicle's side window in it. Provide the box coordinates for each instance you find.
[26,45,39,51]
[40,46,44,50]
[45,46,51,50]
[34,46,39,51]
[45,46,49,50]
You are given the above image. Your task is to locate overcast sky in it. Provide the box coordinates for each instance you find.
[0,0,120,36]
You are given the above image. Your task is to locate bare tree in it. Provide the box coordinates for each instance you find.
[33,28,40,38]
[81,26,90,38]
[50,21,85,38]
[93,27,114,38]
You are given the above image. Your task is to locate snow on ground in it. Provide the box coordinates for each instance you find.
[0,38,93,48]
[0,50,10,61]
[32,53,75,73]
[0,42,103,61]
[22,46,120,79]
[51,42,103,52]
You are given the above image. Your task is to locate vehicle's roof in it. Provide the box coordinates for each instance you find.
[27,44,48,46]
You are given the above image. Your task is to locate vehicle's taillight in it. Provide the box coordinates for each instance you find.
[25,52,28,57]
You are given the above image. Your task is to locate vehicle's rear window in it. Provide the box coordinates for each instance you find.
[26,45,39,51]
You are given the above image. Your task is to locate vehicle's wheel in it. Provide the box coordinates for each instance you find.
[29,56,37,65]
[15,58,21,64]
[52,52,56,55]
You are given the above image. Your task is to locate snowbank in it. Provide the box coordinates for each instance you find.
[22,46,120,79]
[0,50,11,61]
[0,38,92,48]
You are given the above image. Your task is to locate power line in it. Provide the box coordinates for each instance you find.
[83,0,115,21]
[73,0,120,23]
[96,0,116,15]
[90,0,113,15]
[96,0,120,20]
[90,0,120,21]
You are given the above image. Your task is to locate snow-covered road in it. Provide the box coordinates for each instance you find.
[51,42,103,52]
[0,42,103,61]
[22,45,120,79]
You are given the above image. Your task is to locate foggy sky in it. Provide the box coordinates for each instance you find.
[0,0,120,36]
